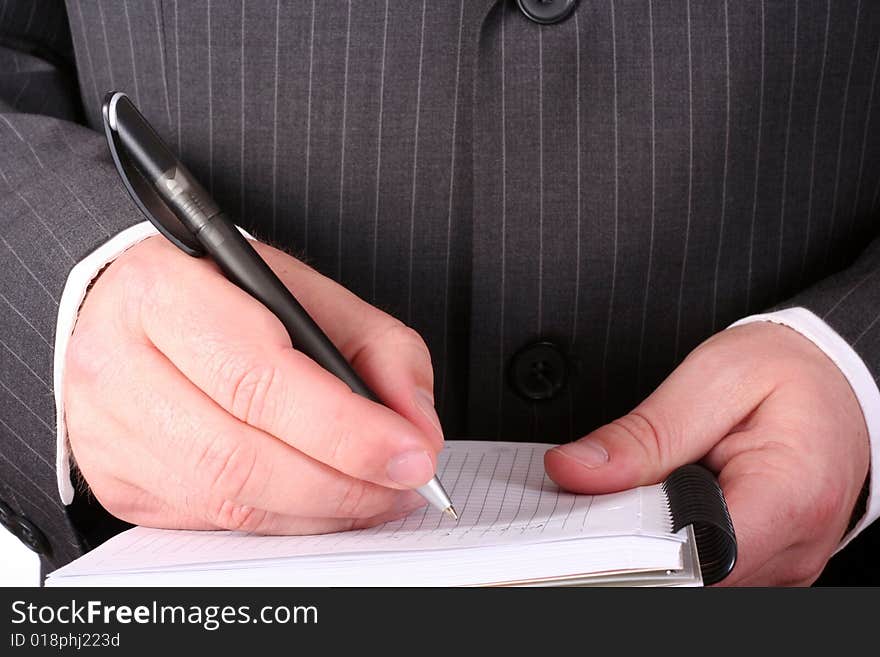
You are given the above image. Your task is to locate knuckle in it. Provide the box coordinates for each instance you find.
[198,437,259,505]
[65,330,107,386]
[333,481,372,518]
[389,323,433,374]
[65,329,127,394]
[215,354,280,427]
[353,322,432,369]
[364,322,435,389]
[207,499,269,533]
[113,236,212,334]
[106,247,161,324]
[387,323,431,356]
[207,502,264,533]
[110,244,157,285]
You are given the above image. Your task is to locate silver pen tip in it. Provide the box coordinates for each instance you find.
[443,506,459,521]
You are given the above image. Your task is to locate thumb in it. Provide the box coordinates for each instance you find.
[545,343,773,494]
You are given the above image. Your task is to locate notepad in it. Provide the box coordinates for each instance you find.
[46,441,736,587]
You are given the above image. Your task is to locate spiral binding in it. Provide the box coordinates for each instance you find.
[662,464,737,586]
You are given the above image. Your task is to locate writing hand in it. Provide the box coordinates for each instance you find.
[65,235,443,533]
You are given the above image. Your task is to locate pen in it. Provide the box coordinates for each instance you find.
[101,91,457,520]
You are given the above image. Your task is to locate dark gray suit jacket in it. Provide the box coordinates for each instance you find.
[1,0,878,581]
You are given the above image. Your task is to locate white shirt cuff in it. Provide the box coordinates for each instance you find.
[54,221,161,504]
[730,307,880,549]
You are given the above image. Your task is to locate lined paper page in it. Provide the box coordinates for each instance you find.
[51,442,676,577]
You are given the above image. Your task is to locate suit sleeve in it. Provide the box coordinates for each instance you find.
[0,2,143,569]
[785,236,880,379]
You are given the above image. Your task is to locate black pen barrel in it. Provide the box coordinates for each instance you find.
[196,215,380,404]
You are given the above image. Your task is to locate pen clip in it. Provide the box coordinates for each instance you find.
[101,91,205,257]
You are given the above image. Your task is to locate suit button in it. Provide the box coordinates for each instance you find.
[509,341,567,401]
[517,0,578,25]
[15,516,50,555]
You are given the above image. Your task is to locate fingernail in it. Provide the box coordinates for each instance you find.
[557,440,609,469]
[386,449,435,487]
[414,388,443,438]
[393,490,428,514]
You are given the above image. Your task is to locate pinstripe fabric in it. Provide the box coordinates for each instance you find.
[0,0,80,121]
[0,113,143,566]
[1,0,879,573]
[0,0,73,61]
